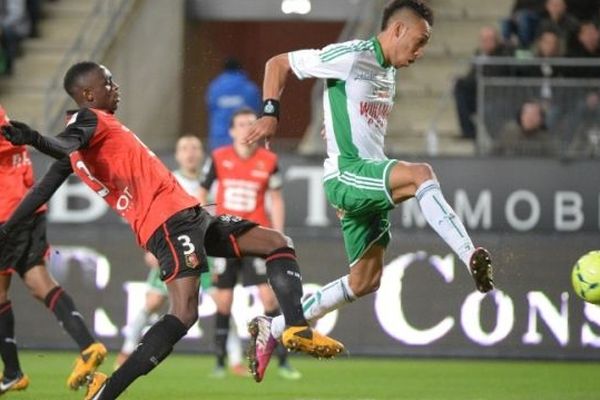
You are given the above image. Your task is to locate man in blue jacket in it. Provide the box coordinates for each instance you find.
[206,58,261,151]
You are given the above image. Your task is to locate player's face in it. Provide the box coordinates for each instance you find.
[88,66,120,113]
[230,113,258,145]
[390,18,431,68]
[175,137,203,172]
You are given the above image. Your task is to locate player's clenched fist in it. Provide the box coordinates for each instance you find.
[244,116,277,145]
[1,121,39,146]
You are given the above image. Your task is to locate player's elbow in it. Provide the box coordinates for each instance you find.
[266,54,291,74]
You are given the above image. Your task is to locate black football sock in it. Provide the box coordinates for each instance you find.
[265,247,307,327]
[99,314,187,400]
[0,301,21,379]
[265,308,289,367]
[214,312,229,368]
[44,286,95,351]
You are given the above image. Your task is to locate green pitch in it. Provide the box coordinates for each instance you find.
[8,351,598,399]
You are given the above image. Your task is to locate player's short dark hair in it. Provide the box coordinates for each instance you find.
[381,0,434,31]
[176,134,203,146]
[230,107,257,128]
[63,61,101,96]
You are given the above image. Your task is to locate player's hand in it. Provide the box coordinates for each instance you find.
[244,116,278,146]
[1,121,38,145]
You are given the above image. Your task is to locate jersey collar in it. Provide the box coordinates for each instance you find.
[370,37,390,68]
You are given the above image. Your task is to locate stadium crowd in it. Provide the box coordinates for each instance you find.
[454,0,600,158]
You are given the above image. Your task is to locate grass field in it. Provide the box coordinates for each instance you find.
[6,351,598,399]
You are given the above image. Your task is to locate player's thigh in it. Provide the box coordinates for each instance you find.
[339,210,392,269]
[1,213,48,279]
[0,274,12,303]
[213,288,234,314]
[204,214,287,258]
[146,207,209,284]
[165,275,200,328]
[388,161,437,203]
[22,265,58,301]
[348,244,386,297]
[325,159,396,216]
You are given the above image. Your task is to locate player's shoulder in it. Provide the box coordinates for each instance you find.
[321,39,375,55]
[212,145,233,161]
[255,147,278,164]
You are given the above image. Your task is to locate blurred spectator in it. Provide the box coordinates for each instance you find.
[493,100,556,156]
[566,91,600,157]
[565,0,600,21]
[454,27,513,139]
[26,0,40,38]
[568,22,600,57]
[501,0,546,49]
[565,22,600,77]
[205,58,261,151]
[516,29,565,77]
[536,0,579,51]
[0,0,31,75]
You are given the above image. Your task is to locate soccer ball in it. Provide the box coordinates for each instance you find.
[572,251,600,304]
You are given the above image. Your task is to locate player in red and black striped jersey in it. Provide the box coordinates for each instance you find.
[0,105,106,393]
[0,62,343,399]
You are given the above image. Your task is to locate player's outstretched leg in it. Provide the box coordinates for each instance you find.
[390,162,494,292]
[23,266,106,390]
[237,227,344,382]
[85,276,198,400]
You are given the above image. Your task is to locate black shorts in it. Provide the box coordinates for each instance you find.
[146,207,257,283]
[0,212,49,277]
[213,257,268,289]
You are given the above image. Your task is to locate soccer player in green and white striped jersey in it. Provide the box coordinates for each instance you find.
[245,0,494,382]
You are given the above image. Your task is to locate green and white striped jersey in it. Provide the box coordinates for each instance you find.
[288,37,396,179]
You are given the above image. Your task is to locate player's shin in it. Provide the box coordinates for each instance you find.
[0,302,21,379]
[98,314,187,399]
[270,275,355,340]
[44,287,95,350]
[265,247,307,327]
[415,180,475,269]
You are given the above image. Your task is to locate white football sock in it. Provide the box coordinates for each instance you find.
[270,275,356,339]
[121,308,150,354]
[415,179,475,269]
[226,318,243,367]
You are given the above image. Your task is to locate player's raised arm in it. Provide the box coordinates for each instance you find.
[245,44,359,145]
[0,158,72,237]
[1,109,97,160]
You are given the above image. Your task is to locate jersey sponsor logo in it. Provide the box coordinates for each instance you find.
[222,179,260,213]
[222,160,234,169]
[250,169,269,179]
[359,101,392,128]
[11,150,31,168]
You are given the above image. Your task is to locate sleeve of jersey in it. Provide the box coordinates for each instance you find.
[2,158,73,232]
[32,108,98,159]
[200,158,217,190]
[268,164,283,190]
[288,43,358,81]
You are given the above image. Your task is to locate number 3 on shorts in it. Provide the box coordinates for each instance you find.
[177,235,195,255]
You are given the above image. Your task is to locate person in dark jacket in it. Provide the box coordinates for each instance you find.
[502,0,546,48]
[205,58,261,151]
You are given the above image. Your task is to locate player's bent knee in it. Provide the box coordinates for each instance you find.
[412,163,435,186]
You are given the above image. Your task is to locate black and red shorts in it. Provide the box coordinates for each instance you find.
[146,207,257,283]
[213,257,268,289]
[0,212,50,277]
